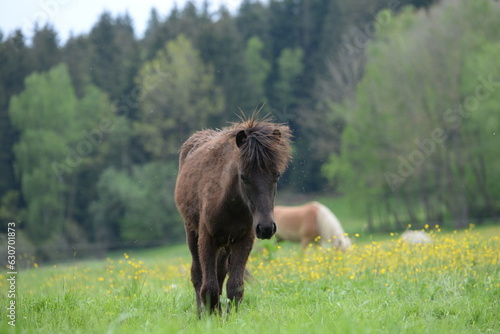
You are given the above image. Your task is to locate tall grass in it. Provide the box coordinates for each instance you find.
[1,226,498,333]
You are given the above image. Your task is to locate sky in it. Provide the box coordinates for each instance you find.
[0,0,244,44]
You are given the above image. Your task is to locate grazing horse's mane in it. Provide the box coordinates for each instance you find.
[227,114,292,174]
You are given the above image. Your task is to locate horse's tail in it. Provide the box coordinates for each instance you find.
[314,202,352,251]
[244,268,256,283]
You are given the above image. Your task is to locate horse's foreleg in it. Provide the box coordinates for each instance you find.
[198,227,220,313]
[186,230,203,315]
[226,236,254,309]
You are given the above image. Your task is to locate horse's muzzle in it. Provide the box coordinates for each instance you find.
[256,221,276,239]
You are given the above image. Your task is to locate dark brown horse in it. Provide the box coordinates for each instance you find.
[174,115,292,314]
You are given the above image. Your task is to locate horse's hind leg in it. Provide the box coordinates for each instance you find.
[216,247,229,313]
[186,230,203,314]
[216,247,229,294]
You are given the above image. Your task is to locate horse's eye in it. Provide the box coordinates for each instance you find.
[240,174,249,184]
[274,173,281,183]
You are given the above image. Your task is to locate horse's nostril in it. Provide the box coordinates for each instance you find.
[272,222,276,234]
[256,224,262,236]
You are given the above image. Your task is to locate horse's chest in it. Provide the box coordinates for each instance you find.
[209,212,252,244]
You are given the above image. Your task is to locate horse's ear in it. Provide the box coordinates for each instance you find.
[273,129,281,138]
[236,130,247,148]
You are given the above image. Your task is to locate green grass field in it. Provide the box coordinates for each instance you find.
[1,225,499,333]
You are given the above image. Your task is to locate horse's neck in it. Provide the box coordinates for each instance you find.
[210,145,248,211]
[214,159,240,198]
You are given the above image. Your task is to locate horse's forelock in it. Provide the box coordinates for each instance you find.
[230,119,292,174]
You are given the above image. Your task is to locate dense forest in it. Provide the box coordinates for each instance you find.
[1,0,499,261]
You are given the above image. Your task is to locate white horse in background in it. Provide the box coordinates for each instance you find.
[274,201,352,250]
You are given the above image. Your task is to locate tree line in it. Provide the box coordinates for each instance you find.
[323,0,500,231]
[3,0,498,261]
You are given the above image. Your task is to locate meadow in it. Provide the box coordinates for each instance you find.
[1,225,498,333]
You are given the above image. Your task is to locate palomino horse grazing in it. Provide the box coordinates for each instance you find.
[274,201,351,250]
[175,115,292,314]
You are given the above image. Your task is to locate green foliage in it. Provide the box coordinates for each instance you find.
[4,0,481,260]
[324,0,500,229]
[0,30,31,208]
[245,36,271,103]
[90,162,182,243]
[196,9,257,113]
[9,64,78,240]
[30,25,62,72]
[8,63,121,250]
[134,35,224,159]
[88,12,139,102]
[63,36,92,98]
[236,0,271,44]
[460,41,500,210]
[273,47,304,108]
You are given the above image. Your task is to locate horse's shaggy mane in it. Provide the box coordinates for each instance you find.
[227,114,292,174]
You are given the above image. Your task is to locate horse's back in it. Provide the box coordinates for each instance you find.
[178,129,220,168]
[274,202,319,244]
[274,201,351,250]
